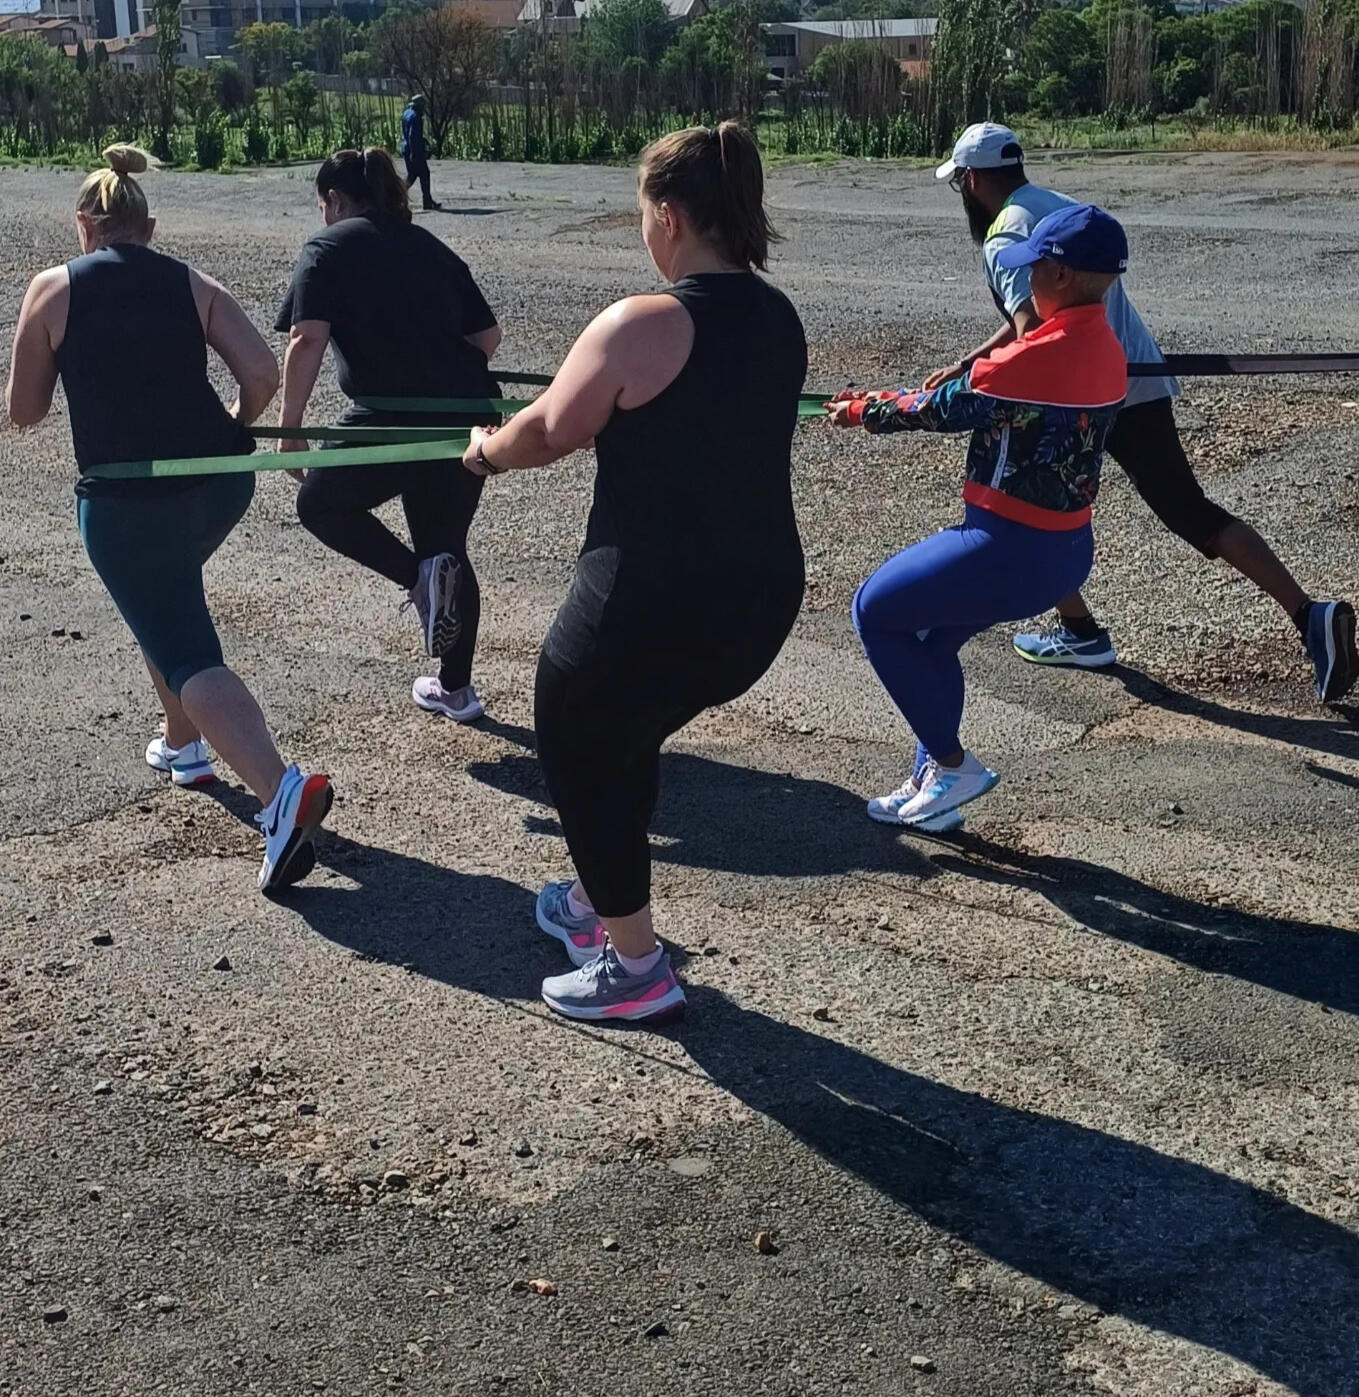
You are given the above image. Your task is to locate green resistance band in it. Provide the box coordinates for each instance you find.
[253,424,483,444]
[358,393,832,418]
[86,434,472,482]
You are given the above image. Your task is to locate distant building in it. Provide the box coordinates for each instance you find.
[0,9,92,42]
[762,18,938,81]
[518,0,707,30]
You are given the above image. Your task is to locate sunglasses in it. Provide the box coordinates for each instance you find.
[948,169,969,193]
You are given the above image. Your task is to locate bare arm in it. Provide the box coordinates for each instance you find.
[6,268,66,427]
[279,320,330,433]
[191,270,279,425]
[923,299,1041,390]
[462,296,691,476]
[467,325,501,362]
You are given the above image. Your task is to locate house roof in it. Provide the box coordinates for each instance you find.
[767,19,938,38]
[529,0,705,19]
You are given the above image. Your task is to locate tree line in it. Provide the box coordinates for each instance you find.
[0,0,1356,170]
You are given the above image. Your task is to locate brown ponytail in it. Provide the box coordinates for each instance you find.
[316,146,411,225]
[638,121,777,272]
[76,144,152,244]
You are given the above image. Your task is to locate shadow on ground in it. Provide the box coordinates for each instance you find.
[205,783,1359,1394]
[932,836,1359,1015]
[466,749,940,880]
[1108,665,1359,758]
[682,988,1359,1397]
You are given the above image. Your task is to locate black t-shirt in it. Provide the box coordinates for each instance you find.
[275,214,498,422]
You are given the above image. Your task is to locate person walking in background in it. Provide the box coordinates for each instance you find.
[929,122,1357,704]
[277,146,501,723]
[400,94,440,212]
[6,145,332,893]
[462,124,807,1024]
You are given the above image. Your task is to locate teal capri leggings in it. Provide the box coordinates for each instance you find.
[77,472,255,696]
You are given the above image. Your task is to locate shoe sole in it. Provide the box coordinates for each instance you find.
[867,803,965,832]
[425,555,462,658]
[541,983,688,1023]
[259,775,333,893]
[1013,641,1117,669]
[169,766,216,787]
[1318,601,1358,702]
[535,894,604,968]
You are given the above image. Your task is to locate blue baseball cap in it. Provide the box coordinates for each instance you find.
[994,203,1129,275]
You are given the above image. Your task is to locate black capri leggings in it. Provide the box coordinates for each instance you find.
[534,634,789,919]
[296,454,484,690]
[1105,397,1236,559]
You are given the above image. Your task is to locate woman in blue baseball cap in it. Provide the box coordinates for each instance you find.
[830,205,1131,831]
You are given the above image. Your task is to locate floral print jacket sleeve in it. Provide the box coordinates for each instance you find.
[842,303,1129,532]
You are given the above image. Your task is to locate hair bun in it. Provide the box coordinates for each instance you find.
[102,144,149,177]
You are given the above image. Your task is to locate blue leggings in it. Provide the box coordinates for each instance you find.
[853,504,1094,762]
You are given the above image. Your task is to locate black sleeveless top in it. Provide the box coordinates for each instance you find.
[58,244,252,498]
[544,272,807,669]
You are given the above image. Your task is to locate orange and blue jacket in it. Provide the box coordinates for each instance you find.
[841,303,1128,531]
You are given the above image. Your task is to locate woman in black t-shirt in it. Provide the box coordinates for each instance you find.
[276,147,501,722]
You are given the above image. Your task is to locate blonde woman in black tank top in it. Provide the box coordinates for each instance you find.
[461,123,807,1024]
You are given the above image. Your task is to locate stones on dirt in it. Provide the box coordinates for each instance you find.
[601,1236,619,1252]
[90,931,113,947]
[250,1124,274,1141]
[297,1102,318,1116]
[212,955,232,972]
[666,1155,711,1177]
[909,1355,936,1374]
[754,1230,779,1255]
[510,1278,557,1296]
[512,1138,533,1158]
[812,1006,833,1022]
[154,1295,178,1314]
[382,1169,409,1191]
[459,1130,478,1147]
[92,1079,112,1096]
[643,1321,669,1339]
[43,1305,68,1324]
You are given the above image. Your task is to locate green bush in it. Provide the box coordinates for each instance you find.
[194,116,227,169]
[243,108,269,163]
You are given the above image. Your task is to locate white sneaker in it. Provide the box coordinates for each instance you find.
[255,764,333,893]
[412,677,484,723]
[867,771,965,832]
[145,736,215,787]
[896,752,999,827]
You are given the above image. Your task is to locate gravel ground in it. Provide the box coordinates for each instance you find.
[1,151,1357,1397]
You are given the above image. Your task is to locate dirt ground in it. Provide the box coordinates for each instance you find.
[1,150,1357,1397]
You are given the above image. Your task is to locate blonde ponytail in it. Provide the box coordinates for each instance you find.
[76,144,152,244]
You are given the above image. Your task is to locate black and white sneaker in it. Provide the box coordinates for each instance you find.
[1304,600,1358,703]
[256,765,332,893]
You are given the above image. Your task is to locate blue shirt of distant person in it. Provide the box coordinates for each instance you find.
[400,94,438,211]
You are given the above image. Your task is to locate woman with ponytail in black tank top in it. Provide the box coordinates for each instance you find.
[462,123,807,1023]
[6,146,331,893]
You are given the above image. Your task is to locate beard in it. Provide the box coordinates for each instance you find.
[963,187,991,246]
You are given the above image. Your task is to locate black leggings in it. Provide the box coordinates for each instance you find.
[404,156,432,207]
[1105,397,1235,559]
[534,636,788,918]
[296,456,484,689]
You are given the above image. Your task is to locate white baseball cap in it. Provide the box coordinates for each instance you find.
[935,122,1024,180]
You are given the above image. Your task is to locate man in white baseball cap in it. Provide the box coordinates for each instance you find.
[933,122,1023,182]
[922,123,1357,702]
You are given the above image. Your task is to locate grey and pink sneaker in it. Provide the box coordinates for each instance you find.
[541,945,686,1024]
[536,880,606,967]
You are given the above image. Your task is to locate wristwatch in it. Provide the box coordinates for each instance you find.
[475,438,506,475]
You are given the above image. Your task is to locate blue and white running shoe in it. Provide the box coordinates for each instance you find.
[895,753,999,828]
[145,736,215,787]
[866,773,965,832]
[1304,600,1358,703]
[1013,624,1117,668]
